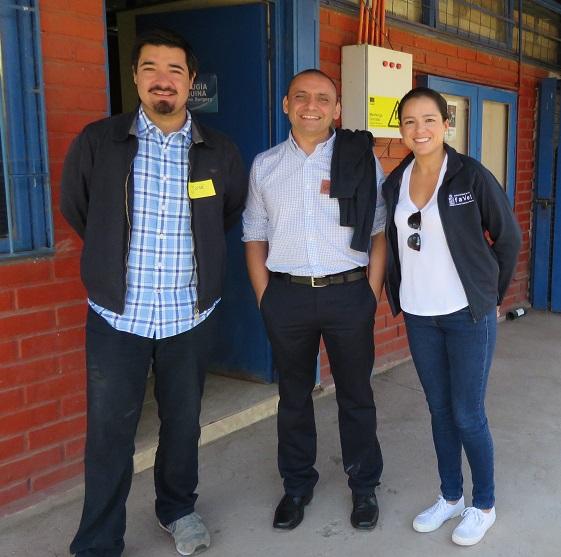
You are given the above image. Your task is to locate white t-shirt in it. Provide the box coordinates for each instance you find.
[396,156,468,316]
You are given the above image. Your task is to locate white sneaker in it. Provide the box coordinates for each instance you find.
[452,506,496,546]
[412,495,465,532]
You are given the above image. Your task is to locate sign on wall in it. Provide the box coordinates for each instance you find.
[189,73,218,113]
[446,101,457,142]
[367,95,400,129]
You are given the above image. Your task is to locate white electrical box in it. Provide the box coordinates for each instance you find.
[342,45,413,138]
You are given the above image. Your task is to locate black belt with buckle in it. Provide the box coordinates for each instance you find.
[272,267,366,288]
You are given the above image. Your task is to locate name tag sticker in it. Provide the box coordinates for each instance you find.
[188,179,216,199]
[320,179,331,194]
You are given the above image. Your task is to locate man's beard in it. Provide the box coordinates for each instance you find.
[154,100,174,114]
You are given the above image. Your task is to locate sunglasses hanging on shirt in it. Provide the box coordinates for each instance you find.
[407,210,421,251]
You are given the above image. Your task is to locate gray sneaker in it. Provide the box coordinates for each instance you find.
[159,512,211,556]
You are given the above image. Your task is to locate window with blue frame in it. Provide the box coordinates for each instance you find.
[420,75,518,205]
[331,0,561,68]
[514,1,561,66]
[0,1,51,257]
[436,0,511,47]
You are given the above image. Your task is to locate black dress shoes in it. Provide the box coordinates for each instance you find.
[273,492,313,530]
[350,493,379,530]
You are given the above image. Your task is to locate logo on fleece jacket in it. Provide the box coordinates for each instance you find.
[448,192,474,206]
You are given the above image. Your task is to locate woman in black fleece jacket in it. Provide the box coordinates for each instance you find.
[383,87,521,547]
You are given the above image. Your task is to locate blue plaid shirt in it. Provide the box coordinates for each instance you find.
[89,108,216,339]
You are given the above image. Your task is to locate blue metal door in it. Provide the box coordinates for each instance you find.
[137,4,274,381]
[550,85,561,313]
[531,78,561,312]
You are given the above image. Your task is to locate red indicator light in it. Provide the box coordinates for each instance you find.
[389,62,395,68]
[396,63,402,69]
[382,60,388,67]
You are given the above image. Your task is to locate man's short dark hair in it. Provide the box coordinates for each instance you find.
[397,87,449,123]
[286,69,338,97]
[131,28,199,76]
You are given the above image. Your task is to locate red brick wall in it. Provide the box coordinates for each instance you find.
[0,0,107,509]
[319,7,546,375]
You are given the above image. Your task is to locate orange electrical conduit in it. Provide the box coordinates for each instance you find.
[356,0,386,47]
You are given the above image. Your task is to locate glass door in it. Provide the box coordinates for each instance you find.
[421,75,517,204]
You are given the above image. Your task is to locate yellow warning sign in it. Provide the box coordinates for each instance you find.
[368,96,400,129]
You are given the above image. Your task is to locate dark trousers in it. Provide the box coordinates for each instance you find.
[70,308,216,557]
[260,275,383,497]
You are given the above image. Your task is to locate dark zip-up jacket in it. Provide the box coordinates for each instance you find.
[330,128,378,252]
[60,110,247,315]
[383,144,521,321]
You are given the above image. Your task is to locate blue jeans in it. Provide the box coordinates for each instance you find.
[404,307,496,509]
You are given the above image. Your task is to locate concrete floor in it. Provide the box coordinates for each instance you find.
[134,373,279,471]
[1,310,560,557]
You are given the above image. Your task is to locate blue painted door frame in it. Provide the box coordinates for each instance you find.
[552,110,561,312]
[273,0,319,144]
[532,78,561,312]
[273,0,322,383]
